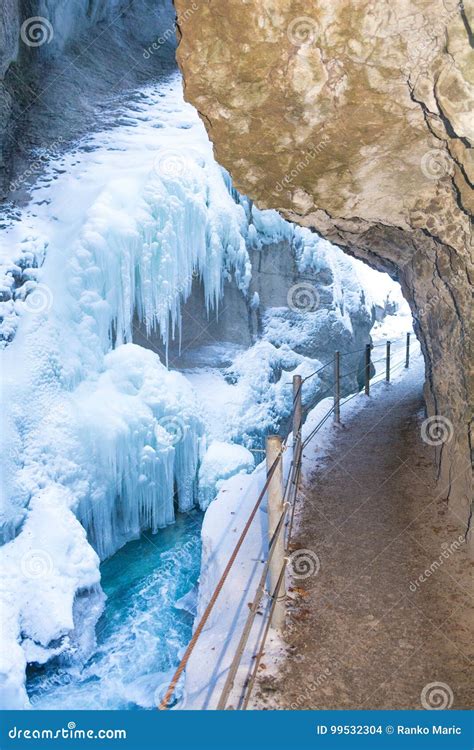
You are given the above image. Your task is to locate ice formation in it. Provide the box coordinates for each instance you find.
[0,75,254,708]
[0,73,400,709]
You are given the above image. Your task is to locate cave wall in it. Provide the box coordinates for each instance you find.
[174,0,473,533]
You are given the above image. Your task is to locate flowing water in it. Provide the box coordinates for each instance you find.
[26,510,202,710]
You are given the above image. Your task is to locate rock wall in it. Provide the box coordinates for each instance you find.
[174,0,473,534]
[133,237,373,368]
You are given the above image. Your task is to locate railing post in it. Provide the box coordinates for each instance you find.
[405,332,411,368]
[292,375,302,451]
[364,343,371,396]
[334,351,341,423]
[386,340,391,383]
[265,435,286,631]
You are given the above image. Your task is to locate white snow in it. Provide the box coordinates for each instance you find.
[198,441,255,511]
[73,344,203,558]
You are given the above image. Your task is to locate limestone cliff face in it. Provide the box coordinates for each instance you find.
[174,0,473,531]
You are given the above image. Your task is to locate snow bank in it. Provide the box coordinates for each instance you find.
[0,486,102,708]
[198,441,254,510]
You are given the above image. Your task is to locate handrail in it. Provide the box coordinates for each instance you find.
[241,559,288,710]
[237,351,419,709]
[159,333,418,710]
[301,335,407,385]
[158,451,283,710]
[216,500,290,709]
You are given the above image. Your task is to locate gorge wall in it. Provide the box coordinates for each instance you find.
[174,0,473,535]
[0,0,175,201]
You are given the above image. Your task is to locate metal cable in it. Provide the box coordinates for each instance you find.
[286,454,302,546]
[301,359,333,383]
[301,334,408,382]
[241,559,288,710]
[217,503,289,710]
[158,451,282,710]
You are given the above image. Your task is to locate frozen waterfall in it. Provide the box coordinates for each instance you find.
[0,72,403,709]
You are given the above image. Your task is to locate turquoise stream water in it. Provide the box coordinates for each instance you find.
[26,510,202,710]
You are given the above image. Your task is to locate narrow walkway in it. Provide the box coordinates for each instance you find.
[255,362,473,709]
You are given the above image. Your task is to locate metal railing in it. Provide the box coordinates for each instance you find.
[160,332,414,710]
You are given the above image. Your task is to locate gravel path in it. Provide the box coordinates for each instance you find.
[254,359,473,710]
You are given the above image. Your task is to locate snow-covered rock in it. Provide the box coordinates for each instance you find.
[198,442,254,510]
